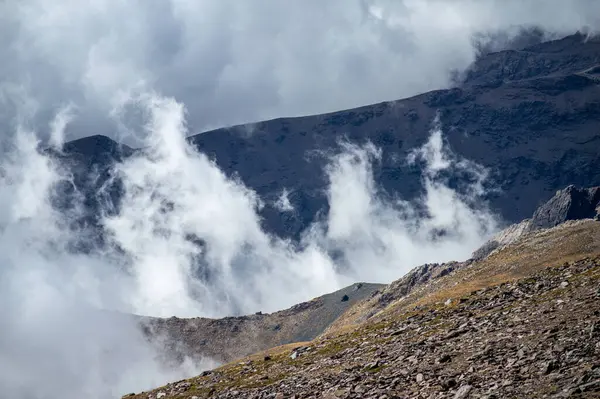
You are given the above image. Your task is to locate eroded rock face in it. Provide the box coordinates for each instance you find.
[528,185,600,231]
[472,185,600,260]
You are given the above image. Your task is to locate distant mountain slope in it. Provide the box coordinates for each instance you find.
[462,32,600,87]
[60,33,600,240]
[140,282,383,364]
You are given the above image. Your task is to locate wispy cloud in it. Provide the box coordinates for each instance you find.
[0,0,598,141]
[0,1,592,396]
[0,91,498,397]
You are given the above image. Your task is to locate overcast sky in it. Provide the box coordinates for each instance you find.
[0,0,599,142]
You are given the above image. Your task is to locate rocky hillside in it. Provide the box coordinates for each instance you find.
[327,218,600,334]
[126,221,600,399]
[127,186,600,398]
[139,283,383,364]
[471,185,600,260]
[57,32,600,242]
[140,186,600,363]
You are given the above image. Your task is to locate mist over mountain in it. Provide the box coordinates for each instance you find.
[1,2,600,398]
[60,33,600,243]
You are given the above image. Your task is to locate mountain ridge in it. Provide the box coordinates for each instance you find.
[139,282,384,365]
[58,32,600,242]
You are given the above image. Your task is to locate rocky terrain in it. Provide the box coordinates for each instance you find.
[139,283,383,364]
[127,221,600,399]
[126,186,600,398]
[472,185,600,260]
[57,32,600,242]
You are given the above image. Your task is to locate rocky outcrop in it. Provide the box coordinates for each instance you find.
[472,185,600,260]
[528,185,600,231]
[471,219,532,260]
[366,261,464,315]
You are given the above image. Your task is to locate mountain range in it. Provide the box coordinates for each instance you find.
[47,32,600,397]
[58,32,600,241]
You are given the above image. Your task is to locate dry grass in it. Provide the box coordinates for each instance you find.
[325,220,600,332]
[398,220,600,311]
[124,220,600,399]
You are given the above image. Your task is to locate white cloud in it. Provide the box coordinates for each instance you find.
[0,0,598,141]
[0,91,498,397]
[100,93,499,319]
[274,188,295,212]
[312,119,498,283]
[0,1,594,396]
[0,115,211,399]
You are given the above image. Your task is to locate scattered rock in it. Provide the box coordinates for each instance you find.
[175,381,191,392]
[354,385,367,394]
[543,359,560,374]
[365,360,381,370]
[438,354,452,363]
[441,378,458,390]
[130,253,600,399]
[454,384,472,399]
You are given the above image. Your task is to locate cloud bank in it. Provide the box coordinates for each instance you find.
[0,93,499,397]
[0,120,211,398]
[1,0,599,142]
[0,1,596,397]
